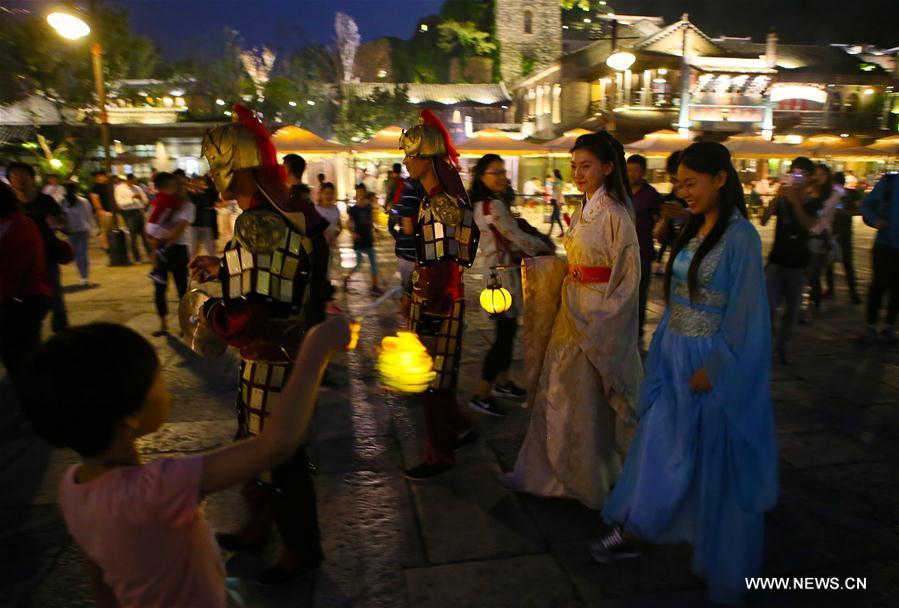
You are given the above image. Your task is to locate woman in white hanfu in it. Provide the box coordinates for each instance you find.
[499,132,643,509]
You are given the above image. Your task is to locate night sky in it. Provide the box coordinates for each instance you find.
[8,0,894,56]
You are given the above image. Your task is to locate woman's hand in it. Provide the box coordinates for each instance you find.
[689,368,712,393]
[189,255,221,282]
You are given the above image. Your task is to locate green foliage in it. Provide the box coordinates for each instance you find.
[0,0,161,107]
[390,0,499,83]
[437,21,496,57]
[560,0,593,9]
[521,54,537,77]
[333,87,418,145]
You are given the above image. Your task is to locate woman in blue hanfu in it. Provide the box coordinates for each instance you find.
[593,142,778,605]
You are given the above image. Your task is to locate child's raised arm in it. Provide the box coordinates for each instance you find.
[199,316,353,495]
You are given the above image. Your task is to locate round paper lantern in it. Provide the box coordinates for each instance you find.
[377,331,436,393]
[479,275,512,317]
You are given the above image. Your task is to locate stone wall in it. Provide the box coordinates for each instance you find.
[495,0,561,84]
[354,39,395,82]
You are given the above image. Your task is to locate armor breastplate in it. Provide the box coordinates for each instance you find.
[222,208,312,307]
[415,193,479,267]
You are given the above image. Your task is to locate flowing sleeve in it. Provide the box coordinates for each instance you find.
[703,221,778,512]
[635,306,670,419]
[489,200,548,256]
[578,208,643,412]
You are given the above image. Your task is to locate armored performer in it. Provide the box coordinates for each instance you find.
[188,105,329,585]
[398,110,481,480]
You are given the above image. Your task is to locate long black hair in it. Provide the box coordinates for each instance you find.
[469,153,513,205]
[569,131,633,216]
[664,141,747,303]
[64,182,80,207]
[812,163,833,199]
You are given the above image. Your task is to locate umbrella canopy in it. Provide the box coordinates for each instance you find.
[354,125,405,155]
[457,128,547,156]
[868,135,899,157]
[545,128,594,152]
[624,130,690,156]
[271,126,347,155]
[797,133,861,157]
[824,146,894,161]
[723,134,797,159]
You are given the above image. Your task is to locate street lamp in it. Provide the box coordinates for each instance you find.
[47,11,112,174]
[606,51,636,72]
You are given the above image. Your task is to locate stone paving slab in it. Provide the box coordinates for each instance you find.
[135,419,236,455]
[777,429,892,468]
[313,470,426,608]
[410,447,546,564]
[405,554,581,608]
[4,220,899,607]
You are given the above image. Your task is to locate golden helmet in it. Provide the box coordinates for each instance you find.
[201,121,262,194]
[399,110,458,160]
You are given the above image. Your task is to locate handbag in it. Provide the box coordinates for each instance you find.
[53,231,74,264]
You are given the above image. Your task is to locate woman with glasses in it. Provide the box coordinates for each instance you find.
[467,154,554,417]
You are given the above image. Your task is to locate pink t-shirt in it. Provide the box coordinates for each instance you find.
[58,456,226,608]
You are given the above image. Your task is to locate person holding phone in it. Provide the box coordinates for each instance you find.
[761,157,821,364]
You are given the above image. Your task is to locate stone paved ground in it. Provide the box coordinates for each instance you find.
[1,214,898,608]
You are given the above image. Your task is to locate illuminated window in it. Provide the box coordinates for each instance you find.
[420,24,429,33]
[524,11,533,34]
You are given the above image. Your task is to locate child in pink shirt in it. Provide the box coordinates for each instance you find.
[22,319,353,608]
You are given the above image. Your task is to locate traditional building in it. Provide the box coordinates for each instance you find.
[507,13,898,142]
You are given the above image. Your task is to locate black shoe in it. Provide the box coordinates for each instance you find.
[492,381,527,401]
[590,526,641,564]
[148,271,167,285]
[456,429,480,449]
[467,396,507,417]
[215,532,267,553]
[404,463,452,481]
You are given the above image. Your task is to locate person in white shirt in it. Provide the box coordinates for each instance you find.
[315,182,342,282]
[42,174,66,204]
[61,181,93,285]
[468,155,554,417]
[145,172,194,336]
[808,164,841,313]
[115,174,151,263]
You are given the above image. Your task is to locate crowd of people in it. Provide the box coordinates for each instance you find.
[1,107,898,608]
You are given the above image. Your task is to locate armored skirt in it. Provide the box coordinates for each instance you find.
[510,188,642,509]
[602,217,778,604]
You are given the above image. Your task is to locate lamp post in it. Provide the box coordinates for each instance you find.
[603,19,636,132]
[47,12,111,174]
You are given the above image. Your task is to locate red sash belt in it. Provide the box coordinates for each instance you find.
[567,264,612,283]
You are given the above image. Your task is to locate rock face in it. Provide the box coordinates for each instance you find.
[495,0,562,84]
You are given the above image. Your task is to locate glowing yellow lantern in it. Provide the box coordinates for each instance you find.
[479,274,512,317]
[377,331,436,393]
